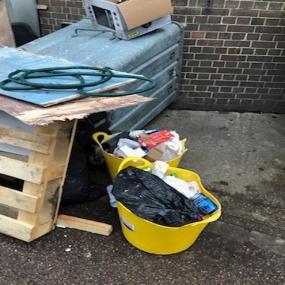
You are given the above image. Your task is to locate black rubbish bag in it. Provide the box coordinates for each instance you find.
[112,167,201,227]
[101,131,130,153]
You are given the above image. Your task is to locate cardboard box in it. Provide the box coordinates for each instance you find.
[145,143,166,162]
[84,0,173,40]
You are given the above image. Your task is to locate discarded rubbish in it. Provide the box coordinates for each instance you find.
[150,161,217,215]
[102,129,184,161]
[138,130,174,148]
[93,130,187,180]
[106,185,117,208]
[151,160,169,178]
[113,157,222,254]
[113,164,218,225]
[113,138,147,158]
[101,132,130,153]
[113,166,201,227]
[85,0,173,40]
[102,129,183,160]
[129,128,160,139]
[190,193,217,215]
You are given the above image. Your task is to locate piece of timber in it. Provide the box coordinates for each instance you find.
[0,94,151,125]
[56,214,113,236]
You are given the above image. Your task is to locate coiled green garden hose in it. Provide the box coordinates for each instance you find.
[0,66,156,97]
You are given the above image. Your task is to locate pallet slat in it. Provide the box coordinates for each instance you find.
[0,155,46,184]
[0,186,39,213]
[0,214,33,241]
[0,125,52,154]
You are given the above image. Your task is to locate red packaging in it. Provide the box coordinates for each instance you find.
[138,130,173,148]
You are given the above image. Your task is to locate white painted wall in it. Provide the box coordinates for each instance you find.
[6,0,40,36]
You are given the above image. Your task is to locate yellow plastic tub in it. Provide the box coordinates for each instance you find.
[92,131,188,181]
[115,157,222,255]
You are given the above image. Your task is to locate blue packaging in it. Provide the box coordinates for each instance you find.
[192,193,217,215]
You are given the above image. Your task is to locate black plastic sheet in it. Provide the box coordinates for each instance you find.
[112,167,201,227]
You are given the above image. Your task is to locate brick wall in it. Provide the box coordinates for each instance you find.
[37,0,285,113]
[38,0,85,33]
[172,0,285,113]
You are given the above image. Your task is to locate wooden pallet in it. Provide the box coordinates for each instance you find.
[0,120,77,242]
[0,92,143,242]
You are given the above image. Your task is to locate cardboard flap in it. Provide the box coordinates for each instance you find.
[117,0,173,30]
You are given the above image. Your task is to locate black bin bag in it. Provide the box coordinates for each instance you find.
[112,167,200,227]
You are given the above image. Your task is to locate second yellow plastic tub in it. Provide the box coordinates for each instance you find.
[92,131,187,181]
[115,157,222,255]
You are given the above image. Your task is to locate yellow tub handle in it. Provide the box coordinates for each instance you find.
[118,157,153,173]
[92,132,110,151]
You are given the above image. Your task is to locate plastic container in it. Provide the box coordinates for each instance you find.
[92,132,187,181]
[115,157,222,255]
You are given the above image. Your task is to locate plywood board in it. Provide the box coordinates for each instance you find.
[0,47,138,106]
[0,93,151,125]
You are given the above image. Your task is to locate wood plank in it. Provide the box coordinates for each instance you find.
[0,125,52,154]
[0,94,151,125]
[0,186,39,213]
[56,215,113,236]
[0,214,33,241]
[0,155,46,184]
